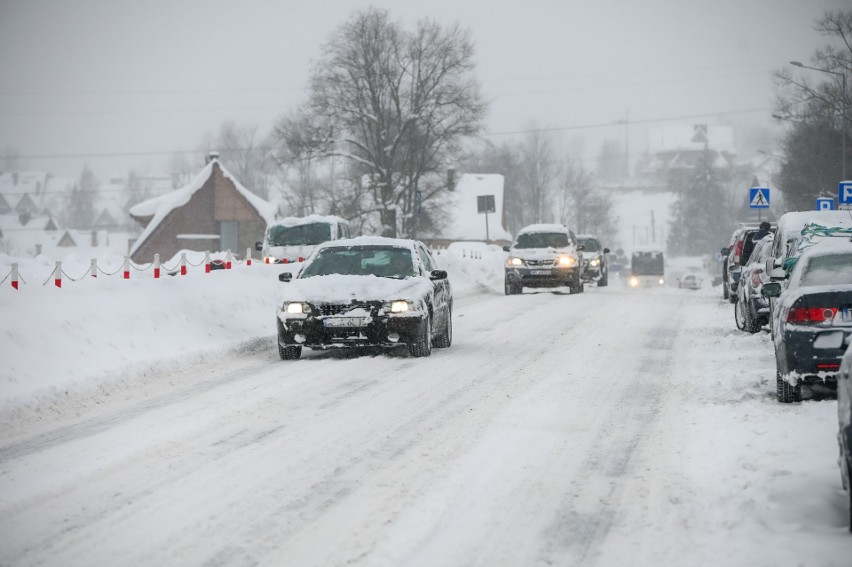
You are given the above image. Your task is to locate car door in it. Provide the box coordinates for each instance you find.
[416,244,450,327]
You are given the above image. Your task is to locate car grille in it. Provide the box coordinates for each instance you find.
[317,302,371,316]
[526,259,554,267]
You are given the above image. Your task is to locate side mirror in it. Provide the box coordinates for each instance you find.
[603,247,611,254]
[502,246,511,252]
[429,270,448,281]
[720,247,729,256]
[769,267,787,280]
[576,244,585,251]
[278,272,292,283]
[255,241,263,251]
[761,282,782,298]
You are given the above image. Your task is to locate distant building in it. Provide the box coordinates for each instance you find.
[128,155,276,263]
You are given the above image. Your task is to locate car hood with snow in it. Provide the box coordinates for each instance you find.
[278,273,436,306]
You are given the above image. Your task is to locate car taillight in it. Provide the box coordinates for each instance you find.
[734,239,744,262]
[750,268,763,287]
[786,307,838,324]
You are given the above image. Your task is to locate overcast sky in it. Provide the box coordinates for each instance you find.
[0,0,847,180]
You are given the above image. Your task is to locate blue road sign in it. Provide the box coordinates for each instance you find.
[816,197,835,211]
[749,187,770,209]
[839,181,852,205]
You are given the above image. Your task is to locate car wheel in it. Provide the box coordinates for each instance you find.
[504,277,519,295]
[728,287,736,304]
[279,344,302,360]
[734,297,746,331]
[434,307,452,348]
[776,370,801,403]
[723,284,729,300]
[409,316,432,357]
[743,299,760,334]
[598,269,608,287]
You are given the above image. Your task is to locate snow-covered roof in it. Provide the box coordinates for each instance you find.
[776,210,852,244]
[517,223,570,235]
[129,160,276,256]
[442,174,512,242]
[316,235,416,251]
[268,214,349,229]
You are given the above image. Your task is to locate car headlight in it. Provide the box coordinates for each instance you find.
[629,276,640,288]
[506,257,524,267]
[589,258,600,267]
[556,255,576,267]
[284,302,309,314]
[390,300,410,313]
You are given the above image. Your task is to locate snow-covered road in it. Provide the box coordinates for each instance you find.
[2,280,851,566]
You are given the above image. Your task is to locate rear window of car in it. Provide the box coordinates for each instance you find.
[516,232,569,249]
[799,253,852,287]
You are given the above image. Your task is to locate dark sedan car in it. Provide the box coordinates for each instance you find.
[763,240,852,402]
[838,344,852,531]
[275,236,452,359]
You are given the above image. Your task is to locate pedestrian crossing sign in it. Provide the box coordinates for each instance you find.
[749,187,770,209]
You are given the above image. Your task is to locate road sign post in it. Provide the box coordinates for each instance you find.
[839,181,852,209]
[477,195,496,242]
[749,187,770,222]
[816,197,835,211]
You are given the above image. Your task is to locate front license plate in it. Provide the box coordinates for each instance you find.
[324,317,368,328]
[530,269,551,276]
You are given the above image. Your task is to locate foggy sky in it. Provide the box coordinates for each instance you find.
[0,0,847,180]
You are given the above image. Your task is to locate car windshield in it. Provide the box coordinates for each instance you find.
[632,252,664,275]
[577,238,600,252]
[799,253,852,287]
[300,246,416,279]
[515,232,569,249]
[267,222,331,246]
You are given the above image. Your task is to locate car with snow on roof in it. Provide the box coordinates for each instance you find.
[503,224,584,295]
[577,234,611,286]
[256,215,350,264]
[734,234,774,333]
[275,236,452,359]
[762,239,852,402]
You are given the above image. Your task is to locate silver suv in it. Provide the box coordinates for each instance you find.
[503,224,584,295]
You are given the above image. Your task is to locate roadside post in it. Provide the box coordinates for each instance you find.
[477,194,496,242]
[749,187,770,222]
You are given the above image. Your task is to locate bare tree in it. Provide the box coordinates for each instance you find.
[200,121,272,198]
[292,7,485,237]
[517,128,557,225]
[773,10,851,201]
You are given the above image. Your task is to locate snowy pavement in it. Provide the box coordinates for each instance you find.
[1,249,851,566]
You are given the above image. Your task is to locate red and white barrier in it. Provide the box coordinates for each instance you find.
[225,250,233,270]
[180,253,187,276]
[11,263,19,290]
[153,254,161,279]
[90,259,98,278]
[54,261,62,288]
[246,247,252,266]
[122,257,130,279]
[204,251,212,273]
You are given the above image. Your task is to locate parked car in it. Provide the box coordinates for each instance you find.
[628,248,665,288]
[275,236,452,359]
[765,212,852,337]
[734,235,774,333]
[721,224,767,303]
[839,343,852,531]
[503,224,584,295]
[577,234,611,286]
[677,273,702,290]
[256,215,350,264]
[762,239,852,402]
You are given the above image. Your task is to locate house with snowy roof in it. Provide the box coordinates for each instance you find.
[424,173,512,247]
[128,154,276,263]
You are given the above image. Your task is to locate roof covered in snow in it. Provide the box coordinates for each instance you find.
[129,160,276,256]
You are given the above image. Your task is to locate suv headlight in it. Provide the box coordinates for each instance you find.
[556,255,576,267]
[283,301,310,314]
[589,257,601,267]
[506,257,524,267]
[390,300,410,313]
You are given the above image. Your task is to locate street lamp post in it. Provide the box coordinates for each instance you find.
[790,60,848,180]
